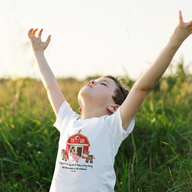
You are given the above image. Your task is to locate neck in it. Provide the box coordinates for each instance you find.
[79,106,110,120]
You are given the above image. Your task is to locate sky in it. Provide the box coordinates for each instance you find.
[0,0,192,80]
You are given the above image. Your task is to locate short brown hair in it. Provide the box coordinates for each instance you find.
[102,75,129,105]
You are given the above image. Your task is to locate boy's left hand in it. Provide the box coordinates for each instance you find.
[170,11,192,44]
[120,11,192,130]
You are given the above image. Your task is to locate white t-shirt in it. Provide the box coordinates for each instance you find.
[50,101,135,192]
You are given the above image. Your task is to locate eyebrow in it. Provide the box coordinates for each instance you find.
[102,79,109,84]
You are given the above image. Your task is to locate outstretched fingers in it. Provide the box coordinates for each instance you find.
[179,11,192,38]
[38,29,43,39]
[46,35,51,44]
[179,10,192,28]
[32,28,38,36]
[28,28,33,38]
[44,35,51,48]
[186,19,192,29]
[28,28,51,51]
[179,10,184,24]
[28,28,44,38]
[28,28,38,39]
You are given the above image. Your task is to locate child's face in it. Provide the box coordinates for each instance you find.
[78,77,117,108]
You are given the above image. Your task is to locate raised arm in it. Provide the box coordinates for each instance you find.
[120,11,192,129]
[28,28,65,115]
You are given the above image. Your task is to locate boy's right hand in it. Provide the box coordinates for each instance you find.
[28,28,65,116]
[28,28,51,52]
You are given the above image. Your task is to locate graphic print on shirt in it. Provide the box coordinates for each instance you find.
[61,129,95,163]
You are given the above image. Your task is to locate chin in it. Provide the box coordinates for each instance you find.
[77,89,90,105]
[78,86,92,98]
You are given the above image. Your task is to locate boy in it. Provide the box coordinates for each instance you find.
[28,11,192,191]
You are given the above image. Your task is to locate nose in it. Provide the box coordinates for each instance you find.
[89,80,96,85]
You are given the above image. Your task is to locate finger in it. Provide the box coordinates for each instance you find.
[179,10,184,24]
[186,20,192,28]
[28,28,33,38]
[45,35,51,45]
[44,35,51,49]
[38,28,43,38]
[32,28,38,36]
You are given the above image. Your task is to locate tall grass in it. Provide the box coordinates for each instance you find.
[0,60,192,191]
[115,60,192,191]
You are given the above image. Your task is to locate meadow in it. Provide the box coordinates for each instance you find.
[0,60,192,191]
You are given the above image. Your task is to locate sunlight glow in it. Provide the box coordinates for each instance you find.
[0,0,192,80]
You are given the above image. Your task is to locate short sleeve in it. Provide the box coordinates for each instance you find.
[53,101,77,132]
[105,107,135,142]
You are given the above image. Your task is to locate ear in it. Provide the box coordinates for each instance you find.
[78,107,82,114]
[107,104,120,114]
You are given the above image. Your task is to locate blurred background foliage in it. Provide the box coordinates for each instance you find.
[0,58,192,191]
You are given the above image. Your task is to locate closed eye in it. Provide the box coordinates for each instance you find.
[101,83,107,86]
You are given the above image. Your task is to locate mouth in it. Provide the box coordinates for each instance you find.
[87,84,93,88]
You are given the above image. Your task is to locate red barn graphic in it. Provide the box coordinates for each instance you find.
[65,129,90,159]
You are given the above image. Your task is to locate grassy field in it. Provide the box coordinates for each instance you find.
[0,61,192,191]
